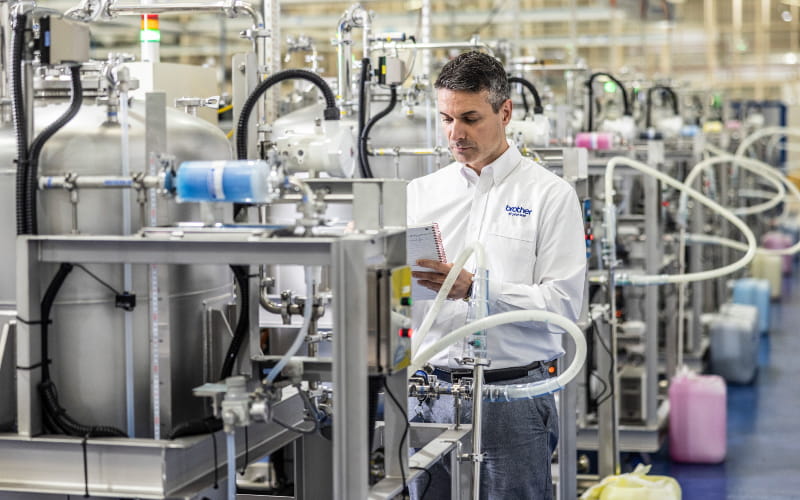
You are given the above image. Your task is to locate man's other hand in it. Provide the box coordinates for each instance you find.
[412,259,474,300]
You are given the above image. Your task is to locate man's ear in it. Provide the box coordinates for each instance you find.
[501,98,513,125]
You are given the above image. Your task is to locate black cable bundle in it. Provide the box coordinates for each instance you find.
[167,415,223,439]
[359,85,398,181]
[357,58,373,178]
[11,13,29,235]
[167,265,250,440]
[367,374,385,459]
[38,263,127,437]
[220,265,250,380]
[26,63,83,234]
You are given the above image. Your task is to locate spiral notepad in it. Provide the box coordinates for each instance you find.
[406,223,447,300]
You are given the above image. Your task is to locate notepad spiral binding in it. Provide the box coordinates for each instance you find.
[432,222,447,263]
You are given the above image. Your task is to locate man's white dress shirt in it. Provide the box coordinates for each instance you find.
[407,144,587,369]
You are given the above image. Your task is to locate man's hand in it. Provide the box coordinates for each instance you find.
[412,259,473,300]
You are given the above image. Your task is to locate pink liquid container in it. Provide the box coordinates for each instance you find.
[669,371,727,464]
[575,131,614,150]
[761,231,793,274]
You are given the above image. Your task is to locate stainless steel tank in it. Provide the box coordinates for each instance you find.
[271,100,444,181]
[1,97,235,437]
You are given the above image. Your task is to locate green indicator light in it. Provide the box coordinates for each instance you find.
[603,81,617,93]
[140,29,161,43]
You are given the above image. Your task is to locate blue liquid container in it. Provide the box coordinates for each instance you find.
[176,160,272,203]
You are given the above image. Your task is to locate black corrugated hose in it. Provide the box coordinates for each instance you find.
[508,76,544,115]
[38,263,127,437]
[168,415,223,439]
[645,85,679,129]
[367,374,384,466]
[11,13,29,235]
[26,63,83,235]
[220,265,250,380]
[235,69,339,161]
[585,72,631,132]
[359,85,398,180]
[357,58,374,178]
[167,265,249,439]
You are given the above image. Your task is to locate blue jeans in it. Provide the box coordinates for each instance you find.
[409,366,558,500]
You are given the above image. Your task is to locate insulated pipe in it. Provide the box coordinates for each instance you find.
[39,174,163,190]
[369,146,451,157]
[645,85,679,129]
[368,40,494,54]
[265,266,315,385]
[408,309,586,401]
[108,0,263,26]
[336,4,368,111]
[585,72,630,132]
[604,156,758,285]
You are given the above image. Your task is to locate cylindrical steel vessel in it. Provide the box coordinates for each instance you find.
[1,97,235,436]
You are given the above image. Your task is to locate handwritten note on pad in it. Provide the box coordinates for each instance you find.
[406,223,447,300]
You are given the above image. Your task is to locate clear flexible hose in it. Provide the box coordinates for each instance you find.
[226,430,236,500]
[680,152,785,219]
[706,132,800,257]
[604,156,758,285]
[408,309,586,401]
[410,241,486,356]
[265,266,315,384]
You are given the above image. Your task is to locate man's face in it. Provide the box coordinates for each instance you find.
[437,88,512,172]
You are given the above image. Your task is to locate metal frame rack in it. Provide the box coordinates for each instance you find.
[4,230,472,499]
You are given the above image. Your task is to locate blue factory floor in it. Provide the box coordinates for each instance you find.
[647,275,800,499]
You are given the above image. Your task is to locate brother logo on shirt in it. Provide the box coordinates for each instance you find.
[505,204,532,217]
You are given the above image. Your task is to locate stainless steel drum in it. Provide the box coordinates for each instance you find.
[0,97,235,437]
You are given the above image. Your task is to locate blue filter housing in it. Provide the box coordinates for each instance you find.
[176,160,274,203]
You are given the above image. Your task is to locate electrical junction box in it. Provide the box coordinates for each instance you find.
[618,364,647,423]
[367,266,412,374]
[37,16,90,65]
[382,57,407,86]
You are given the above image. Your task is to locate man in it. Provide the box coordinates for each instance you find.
[407,51,586,499]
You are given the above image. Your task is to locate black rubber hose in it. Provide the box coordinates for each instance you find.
[645,85,679,129]
[357,58,372,178]
[367,374,385,459]
[26,63,83,235]
[220,265,250,380]
[508,76,543,115]
[235,69,339,161]
[359,85,398,180]
[11,13,29,235]
[38,263,127,438]
[40,263,74,381]
[585,72,631,132]
[168,416,223,439]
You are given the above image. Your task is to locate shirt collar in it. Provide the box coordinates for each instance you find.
[458,140,522,187]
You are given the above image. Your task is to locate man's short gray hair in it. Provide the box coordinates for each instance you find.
[434,51,510,113]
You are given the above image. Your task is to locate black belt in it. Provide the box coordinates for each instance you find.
[432,360,544,384]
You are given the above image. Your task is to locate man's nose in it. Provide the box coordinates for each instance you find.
[449,120,467,140]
